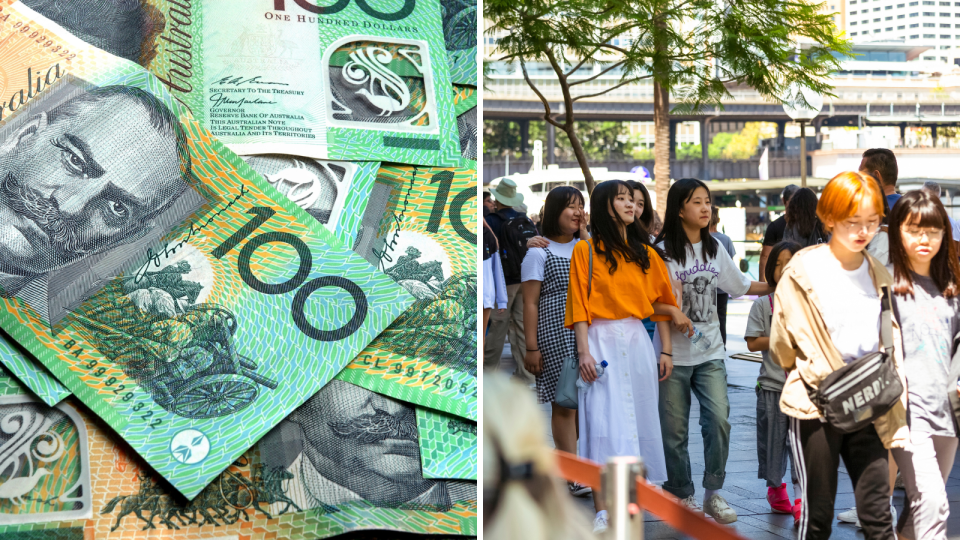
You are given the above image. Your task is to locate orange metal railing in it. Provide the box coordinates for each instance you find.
[554,450,748,540]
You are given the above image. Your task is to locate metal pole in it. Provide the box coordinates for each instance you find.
[603,456,645,540]
[799,119,807,188]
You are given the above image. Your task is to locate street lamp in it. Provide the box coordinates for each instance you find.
[782,83,823,188]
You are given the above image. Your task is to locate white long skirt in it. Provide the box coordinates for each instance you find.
[578,317,667,484]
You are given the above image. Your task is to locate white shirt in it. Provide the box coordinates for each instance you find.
[658,241,752,366]
[520,238,578,282]
[866,230,889,266]
[804,247,880,362]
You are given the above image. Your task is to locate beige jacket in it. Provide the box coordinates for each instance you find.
[770,244,909,449]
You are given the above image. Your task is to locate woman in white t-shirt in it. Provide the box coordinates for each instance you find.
[770,171,907,540]
[520,186,588,497]
[653,178,773,523]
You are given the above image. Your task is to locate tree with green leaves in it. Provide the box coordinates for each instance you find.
[485,0,850,213]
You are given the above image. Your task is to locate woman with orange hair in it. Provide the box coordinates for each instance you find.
[769,171,909,540]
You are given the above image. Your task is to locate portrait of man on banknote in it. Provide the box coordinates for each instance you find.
[0,80,192,322]
[260,380,474,513]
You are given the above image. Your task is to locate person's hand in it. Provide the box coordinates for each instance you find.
[659,354,674,381]
[527,236,550,249]
[524,350,543,376]
[671,308,694,337]
[579,350,598,383]
[497,308,506,314]
[579,217,589,239]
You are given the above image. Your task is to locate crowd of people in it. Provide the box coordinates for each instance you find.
[482,147,960,540]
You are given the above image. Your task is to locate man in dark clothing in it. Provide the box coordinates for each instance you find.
[759,184,800,281]
[482,179,535,384]
[860,148,900,210]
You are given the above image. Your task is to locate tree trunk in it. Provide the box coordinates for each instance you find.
[564,125,596,195]
[653,80,670,217]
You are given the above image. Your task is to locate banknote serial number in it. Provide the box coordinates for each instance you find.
[62,339,163,429]
[0,10,77,60]
[357,355,477,397]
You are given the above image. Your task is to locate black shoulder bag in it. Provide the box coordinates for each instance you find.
[811,286,904,433]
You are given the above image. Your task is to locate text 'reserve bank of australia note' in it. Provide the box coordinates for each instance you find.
[337,165,477,421]
[0,3,412,499]
[19,0,464,167]
[0,364,477,537]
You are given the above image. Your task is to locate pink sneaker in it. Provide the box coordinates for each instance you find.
[792,499,802,527]
[766,483,792,513]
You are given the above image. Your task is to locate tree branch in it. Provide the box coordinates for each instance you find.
[567,44,606,76]
[519,58,567,129]
[569,60,628,86]
[571,75,654,101]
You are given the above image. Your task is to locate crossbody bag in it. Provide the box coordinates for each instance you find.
[809,286,904,433]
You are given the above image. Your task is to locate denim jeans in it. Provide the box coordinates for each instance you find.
[658,358,731,499]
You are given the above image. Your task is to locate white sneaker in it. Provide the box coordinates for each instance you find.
[704,494,738,524]
[837,507,858,523]
[593,513,609,533]
[841,504,895,529]
[680,494,703,514]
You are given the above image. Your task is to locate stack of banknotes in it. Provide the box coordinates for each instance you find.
[0,0,478,538]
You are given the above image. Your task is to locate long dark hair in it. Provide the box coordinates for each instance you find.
[654,178,718,266]
[785,188,825,239]
[540,186,584,239]
[889,190,960,298]
[764,241,802,287]
[625,180,655,232]
[589,180,651,273]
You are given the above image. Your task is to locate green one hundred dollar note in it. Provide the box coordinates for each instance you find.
[19,0,464,167]
[0,160,383,408]
[442,0,477,86]
[336,165,477,421]
[0,331,68,405]
[0,365,477,537]
[0,4,412,499]
[417,406,477,480]
[241,157,380,248]
[454,85,477,162]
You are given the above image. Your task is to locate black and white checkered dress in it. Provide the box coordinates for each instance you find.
[537,248,578,404]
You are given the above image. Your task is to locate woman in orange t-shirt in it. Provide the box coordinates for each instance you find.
[565,180,692,533]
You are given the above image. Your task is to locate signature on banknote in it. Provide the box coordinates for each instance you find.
[213,75,288,87]
[371,171,415,272]
[209,94,277,109]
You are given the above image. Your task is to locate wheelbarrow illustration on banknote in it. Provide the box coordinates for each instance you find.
[71,259,278,420]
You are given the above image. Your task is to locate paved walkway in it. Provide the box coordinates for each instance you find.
[494,297,960,539]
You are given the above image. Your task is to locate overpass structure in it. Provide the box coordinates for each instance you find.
[483,39,960,179]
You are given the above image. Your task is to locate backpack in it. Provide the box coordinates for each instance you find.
[783,223,826,248]
[497,213,539,281]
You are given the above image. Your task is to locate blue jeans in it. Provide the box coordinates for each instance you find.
[658,359,731,499]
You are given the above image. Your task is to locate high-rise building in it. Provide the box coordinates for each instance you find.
[844,0,960,64]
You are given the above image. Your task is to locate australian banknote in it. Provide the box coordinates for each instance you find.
[337,165,477,421]
[18,0,464,167]
[417,407,477,480]
[0,4,412,498]
[442,0,477,86]
[242,157,379,248]
[454,85,477,162]
[0,332,68,405]
[0,364,477,538]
